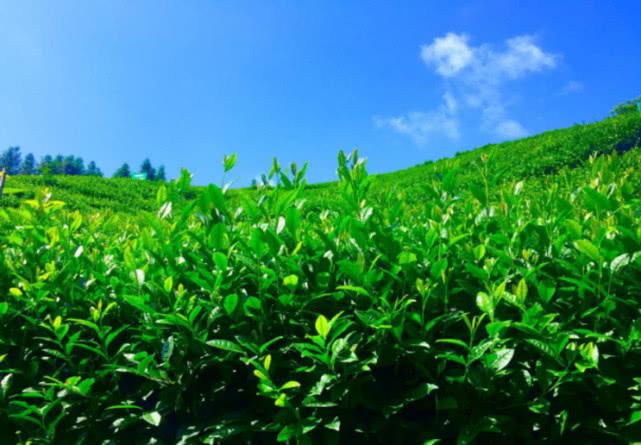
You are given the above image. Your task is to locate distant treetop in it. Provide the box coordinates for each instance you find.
[0,147,166,180]
[611,95,641,116]
[113,163,131,178]
[0,146,22,175]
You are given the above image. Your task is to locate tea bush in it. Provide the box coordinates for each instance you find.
[1,120,641,443]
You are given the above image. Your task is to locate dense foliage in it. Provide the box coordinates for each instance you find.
[611,96,641,117]
[0,175,165,215]
[1,110,641,444]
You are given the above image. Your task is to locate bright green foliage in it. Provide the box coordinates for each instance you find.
[611,95,641,116]
[1,112,641,443]
[0,175,171,214]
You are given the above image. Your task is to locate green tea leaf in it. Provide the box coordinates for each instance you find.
[280,381,301,390]
[223,153,238,172]
[283,274,299,290]
[142,411,161,427]
[398,251,417,265]
[336,285,369,296]
[206,339,244,354]
[223,294,239,315]
[135,269,145,286]
[476,292,493,318]
[574,239,600,262]
[484,348,514,372]
[315,315,330,338]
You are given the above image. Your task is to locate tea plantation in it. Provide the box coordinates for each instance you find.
[1,109,641,444]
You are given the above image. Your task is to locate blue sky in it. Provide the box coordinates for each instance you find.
[0,1,639,185]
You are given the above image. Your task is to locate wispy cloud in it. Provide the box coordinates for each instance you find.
[494,119,528,139]
[558,80,584,95]
[375,93,460,145]
[379,33,559,143]
[488,35,557,79]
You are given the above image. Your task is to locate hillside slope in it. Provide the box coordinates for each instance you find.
[0,174,165,214]
[307,111,641,204]
[1,111,640,214]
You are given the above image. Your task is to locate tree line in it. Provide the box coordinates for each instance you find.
[113,159,165,181]
[0,146,165,181]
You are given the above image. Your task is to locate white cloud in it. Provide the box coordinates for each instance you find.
[375,111,459,145]
[491,36,558,79]
[443,91,458,112]
[558,80,584,95]
[494,120,528,139]
[420,33,474,77]
[376,94,460,145]
[421,33,557,83]
[379,32,559,143]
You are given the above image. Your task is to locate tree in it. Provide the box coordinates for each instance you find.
[63,155,74,175]
[140,158,156,181]
[52,155,64,174]
[74,157,86,175]
[0,146,22,175]
[38,155,54,175]
[21,153,36,175]
[611,96,641,116]
[62,155,85,175]
[156,165,166,181]
[113,163,131,178]
[86,161,103,177]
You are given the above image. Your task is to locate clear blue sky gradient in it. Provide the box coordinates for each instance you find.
[1,1,639,184]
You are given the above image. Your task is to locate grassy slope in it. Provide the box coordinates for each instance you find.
[2,111,641,213]
[305,111,641,207]
[1,175,168,214]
